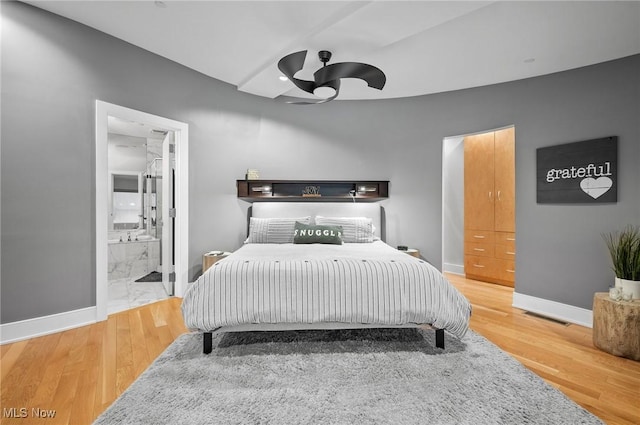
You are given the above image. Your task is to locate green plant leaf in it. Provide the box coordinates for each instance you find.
[602,225,640,281]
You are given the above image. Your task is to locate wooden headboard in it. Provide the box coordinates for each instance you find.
[250,202,385,241]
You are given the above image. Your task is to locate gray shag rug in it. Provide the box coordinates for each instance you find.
[94,328,603,425]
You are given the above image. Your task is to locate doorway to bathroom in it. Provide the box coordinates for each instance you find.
[106,121,174,314]
[95,101,189,321]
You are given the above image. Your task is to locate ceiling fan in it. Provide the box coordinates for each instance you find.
[276,50,386,104]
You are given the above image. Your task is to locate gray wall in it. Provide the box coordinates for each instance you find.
[2,2,639,323]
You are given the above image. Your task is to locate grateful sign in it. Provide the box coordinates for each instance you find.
[536,136,617,203]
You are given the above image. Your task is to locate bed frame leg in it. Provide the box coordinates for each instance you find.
[203,332,213,354]
[435,328,445,349]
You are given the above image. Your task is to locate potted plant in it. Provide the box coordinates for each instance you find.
[603,225,640,299]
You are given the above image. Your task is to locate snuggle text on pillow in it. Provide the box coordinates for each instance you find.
[295,228,342,238]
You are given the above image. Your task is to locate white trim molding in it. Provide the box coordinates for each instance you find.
[512,292,593,328]
[443,263,465,276]
[0,307,96,345]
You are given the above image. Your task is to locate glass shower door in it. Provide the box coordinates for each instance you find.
[161,132,175,296]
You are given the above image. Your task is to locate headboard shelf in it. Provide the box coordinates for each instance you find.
[237,180,389,202]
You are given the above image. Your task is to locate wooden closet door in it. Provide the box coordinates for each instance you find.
[464,132,495,231]
[494,127,515,232]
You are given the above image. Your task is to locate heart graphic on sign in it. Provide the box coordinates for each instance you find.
[580,177,613,199]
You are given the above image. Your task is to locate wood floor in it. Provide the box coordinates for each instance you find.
[446,273,640,425]
[1,276,639,424]
[1,298,188,425]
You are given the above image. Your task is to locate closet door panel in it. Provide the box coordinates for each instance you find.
[464,132,495,231]
[494,127,515,233]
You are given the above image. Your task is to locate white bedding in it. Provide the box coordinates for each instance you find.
[181,241,471,339]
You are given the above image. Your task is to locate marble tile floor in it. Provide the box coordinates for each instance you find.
[108,275,170,315]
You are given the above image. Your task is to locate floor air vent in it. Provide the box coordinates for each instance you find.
[524,311,569,326]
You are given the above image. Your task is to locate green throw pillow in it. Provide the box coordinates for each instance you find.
[293,222,343,245]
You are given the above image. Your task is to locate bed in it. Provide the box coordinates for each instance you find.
[181,203,471,353]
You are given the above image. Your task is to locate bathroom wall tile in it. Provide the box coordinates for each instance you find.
[109,238,160,281]
[148,240,160,272]
[108,243,126,263]
[146,139,162,173]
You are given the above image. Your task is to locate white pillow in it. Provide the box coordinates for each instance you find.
[245,217,311,243]
[314,216,374,243]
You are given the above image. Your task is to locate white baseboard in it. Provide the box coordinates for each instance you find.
[443,262,464,275]
[0,293,592,344]
[512,292,593,328]
[0,307,97,345]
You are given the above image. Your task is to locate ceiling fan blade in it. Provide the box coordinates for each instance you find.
[274,96,328,105]
[275,84,341,105]
[277,50,315,94]
[277,50,306,76]
[314,62,386,90]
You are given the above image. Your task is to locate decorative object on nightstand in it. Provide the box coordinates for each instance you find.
[246,169,260,180]
[603,224,640,299]
[302,185,321,197]
[398,246,420,258]
[202,251,231,273]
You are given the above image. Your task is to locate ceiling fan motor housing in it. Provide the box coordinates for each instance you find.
[318,50,332,64]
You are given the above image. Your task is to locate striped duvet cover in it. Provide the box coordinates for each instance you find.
[181,241,471,339]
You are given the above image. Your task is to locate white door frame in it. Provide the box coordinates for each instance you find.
[95,100,189,321]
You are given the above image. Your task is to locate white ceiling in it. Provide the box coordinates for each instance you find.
[27,1,640,101]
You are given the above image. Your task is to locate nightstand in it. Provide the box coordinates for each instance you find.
[202,251,231,273]
[405,248,420,258]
